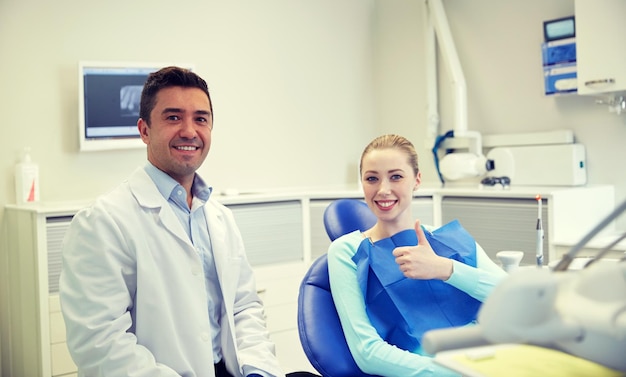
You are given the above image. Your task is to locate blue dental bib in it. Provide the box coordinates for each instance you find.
[352,220,482,352]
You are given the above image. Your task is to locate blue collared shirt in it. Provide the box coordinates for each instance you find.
[143,163,225,363]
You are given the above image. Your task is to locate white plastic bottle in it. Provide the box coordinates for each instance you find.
[15,147,40,205]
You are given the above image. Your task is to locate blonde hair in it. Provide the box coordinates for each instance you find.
[360,134,419,176]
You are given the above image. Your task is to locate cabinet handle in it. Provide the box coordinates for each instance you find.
[585,78,616,87]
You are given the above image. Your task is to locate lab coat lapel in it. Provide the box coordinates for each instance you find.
[203,202,242,364]
[203,204,229,293]
[128,167,193,249]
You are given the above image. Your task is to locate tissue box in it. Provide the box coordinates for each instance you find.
[542,37,576,66]
[544,62,577,95]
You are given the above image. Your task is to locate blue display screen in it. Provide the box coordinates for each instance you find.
[544,16,575,42]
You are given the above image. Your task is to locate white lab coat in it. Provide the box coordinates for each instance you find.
[59,167,284,377]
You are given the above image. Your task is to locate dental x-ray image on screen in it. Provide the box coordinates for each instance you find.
[78,61,194,152]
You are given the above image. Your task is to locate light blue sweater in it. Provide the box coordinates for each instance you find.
[327,227,508,377]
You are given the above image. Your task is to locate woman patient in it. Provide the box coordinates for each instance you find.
[327,134,507,376]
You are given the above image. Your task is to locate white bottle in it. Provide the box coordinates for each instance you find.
[15,147,40,205]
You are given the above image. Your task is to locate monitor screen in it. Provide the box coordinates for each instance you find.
[78,61,193,152]
[543,16,575,42]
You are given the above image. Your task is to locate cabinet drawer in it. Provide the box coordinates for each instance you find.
[257,276,302,307]
[229,201,304,266]
[270,329,316,374]
[49,295,77,375]
[50,342,77,376]
[49,295,68,344]
[254,262,307,306]
[265,302,298,333]
[50,311,67,344]
[442,197,549,266]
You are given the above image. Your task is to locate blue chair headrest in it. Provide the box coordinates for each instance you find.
[323,199,377,241]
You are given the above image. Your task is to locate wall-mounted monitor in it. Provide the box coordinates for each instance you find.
[78,61,194,152]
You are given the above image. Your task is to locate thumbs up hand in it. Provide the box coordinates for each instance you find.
[392,220,454,281]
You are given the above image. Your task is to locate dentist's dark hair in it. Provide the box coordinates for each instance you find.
[139,66,213,125]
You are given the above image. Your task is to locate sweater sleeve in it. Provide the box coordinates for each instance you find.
[327,232,460,377]
[445,241,508,301]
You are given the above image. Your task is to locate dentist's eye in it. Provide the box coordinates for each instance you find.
[391,174,403,181]
[365,176,378,182]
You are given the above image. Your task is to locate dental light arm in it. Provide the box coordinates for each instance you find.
[426,0,489,184]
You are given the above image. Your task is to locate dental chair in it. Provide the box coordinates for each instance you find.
[321,199,377,242]
[297,199,379,377]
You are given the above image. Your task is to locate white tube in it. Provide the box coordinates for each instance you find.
[424,0,439,141]
[457,129,483,156]
[427,0,467,135]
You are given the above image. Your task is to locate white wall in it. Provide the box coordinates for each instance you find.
[5,0,620,206]
[442,0,626,205]
[0,1,377,375]
[375,0,626,218]
[0,0,377,201]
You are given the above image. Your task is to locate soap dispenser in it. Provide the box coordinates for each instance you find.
[15,147,40,205]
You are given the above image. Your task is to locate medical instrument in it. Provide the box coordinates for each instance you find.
[480,176,510,188]
[422,198,626,372]
[536,194,544,267]
[485,144,587,186]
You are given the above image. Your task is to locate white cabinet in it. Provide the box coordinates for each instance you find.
[228,200,304,266]
[253,262,316,374]
[575,0,626,95]
[435,185,616,266]
[1,199,311,377]
[441,196,550,265]
[1,185,616,376]
[229,201,316,373]
[49,296,76,377]
[2,204,79,377]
